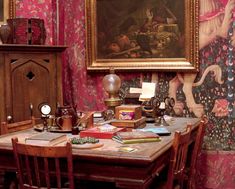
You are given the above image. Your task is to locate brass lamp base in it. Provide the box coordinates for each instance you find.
[104,98,122,107]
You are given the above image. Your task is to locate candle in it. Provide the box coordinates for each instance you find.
[159,102,166,110]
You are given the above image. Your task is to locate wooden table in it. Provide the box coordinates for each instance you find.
[0,117,200,189]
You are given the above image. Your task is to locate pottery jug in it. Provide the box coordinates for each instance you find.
[0,24,11,44]
[56,115,73,131]
[55,105,79,127]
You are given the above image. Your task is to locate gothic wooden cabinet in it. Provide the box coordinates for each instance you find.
[0,44,66,123]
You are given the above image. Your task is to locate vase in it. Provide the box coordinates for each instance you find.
[0,24,11,44]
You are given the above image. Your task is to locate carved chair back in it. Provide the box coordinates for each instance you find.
[166,124,192,189]
[12,137,74,189]
[187,119,206,189]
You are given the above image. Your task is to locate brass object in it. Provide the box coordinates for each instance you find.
[56,115,73,131]
[141,96,175,126]
[155,106,169,126]
[141,97,160,122]
[102,69,122,119]
[38,103,52,131]
[104,98,122,107]
[7,115,13,123]
[47,115,56,127]
[55,105,79,127]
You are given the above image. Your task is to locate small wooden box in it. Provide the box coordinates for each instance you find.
[115,105,142,120]
[111,117,146,130]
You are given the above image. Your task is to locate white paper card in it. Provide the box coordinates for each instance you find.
[139,82,156,101]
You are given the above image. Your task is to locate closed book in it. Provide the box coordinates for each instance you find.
[79,126,126,139]
[112,135,161,144]
[112,131,160,144]
[137,127,171,136]
[25,132,67,146]
[116,131,159,140]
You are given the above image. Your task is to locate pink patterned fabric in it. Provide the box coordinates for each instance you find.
[197,151,235,189]
[57,0,106,111]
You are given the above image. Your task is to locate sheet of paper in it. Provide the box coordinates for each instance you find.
[129,87,142,94]
[139,82,156,101]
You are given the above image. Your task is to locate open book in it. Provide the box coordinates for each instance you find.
[25,132,67,146]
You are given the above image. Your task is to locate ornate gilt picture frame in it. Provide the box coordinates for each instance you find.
[86,0,199,72]
[0,0,15,25]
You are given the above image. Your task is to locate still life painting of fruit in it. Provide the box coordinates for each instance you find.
[96,0,185,59]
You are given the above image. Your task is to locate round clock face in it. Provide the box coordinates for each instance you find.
[40,104,51,115]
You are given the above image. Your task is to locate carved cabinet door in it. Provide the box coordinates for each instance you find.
[7,54,55,122]
[0,45,65,123]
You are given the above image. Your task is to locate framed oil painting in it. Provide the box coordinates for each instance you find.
[0,0,15,25]
[86,0,199,72]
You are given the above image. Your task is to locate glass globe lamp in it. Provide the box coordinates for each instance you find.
[102,69,122,107]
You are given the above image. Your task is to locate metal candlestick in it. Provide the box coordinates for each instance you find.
[155,97,175,126]
[155,102,169,126]
[41,114,49,131]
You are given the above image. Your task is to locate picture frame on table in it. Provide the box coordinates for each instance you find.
[85,0,199,72]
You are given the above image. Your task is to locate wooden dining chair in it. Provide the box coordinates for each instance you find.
[185,119,206,189]
[1,117,36,188]
[1,117,35,135]
[167,125,192,189]
[12,137,74,189]
[155,125,192,189]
